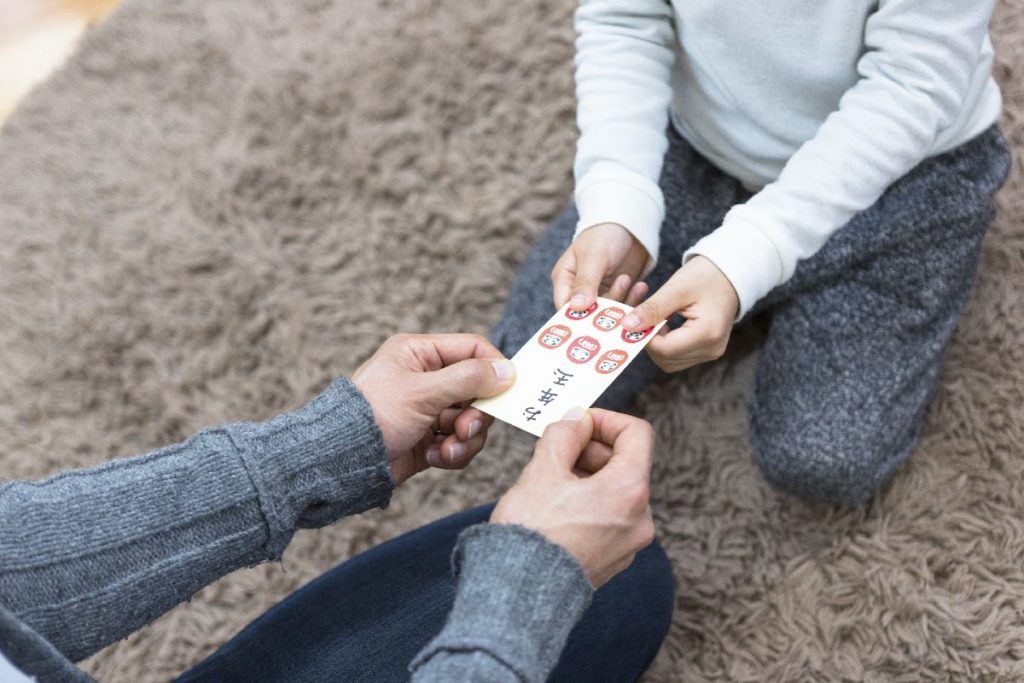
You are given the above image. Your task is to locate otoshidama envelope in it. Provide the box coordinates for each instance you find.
[473,297,665,437]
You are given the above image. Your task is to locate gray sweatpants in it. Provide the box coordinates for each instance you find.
[492,125,1011,506]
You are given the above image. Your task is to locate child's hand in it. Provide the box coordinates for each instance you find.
[552,223,651,311]
[622,256,739,372]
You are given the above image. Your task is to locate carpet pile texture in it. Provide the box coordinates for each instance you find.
[0,1,1022,680]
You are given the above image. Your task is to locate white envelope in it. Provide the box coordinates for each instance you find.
[474,296,665,436]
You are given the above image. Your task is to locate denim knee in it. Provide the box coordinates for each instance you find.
[613,539,676,665]
[629,540,676,637]
[550,539,675,683]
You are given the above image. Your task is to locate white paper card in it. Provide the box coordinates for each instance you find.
[473,297,665,437]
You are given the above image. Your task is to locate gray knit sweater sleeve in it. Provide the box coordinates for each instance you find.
[0,377,394,663]
[410,524,595,683]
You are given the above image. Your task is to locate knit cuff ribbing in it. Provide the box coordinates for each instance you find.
[228,378,394,558]
[410,523,593,682]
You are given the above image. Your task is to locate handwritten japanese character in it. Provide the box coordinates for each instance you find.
[537,389,558,406]
[552,369,574,386]
[523,406,542,422]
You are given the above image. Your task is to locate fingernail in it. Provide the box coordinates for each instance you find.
[468,419,483,439]
[623,314,642,329]
[570,294,588,310]
[562,407,587,421]
[448,442,467,465]
[491,359,514,382]
[426,444,442,468]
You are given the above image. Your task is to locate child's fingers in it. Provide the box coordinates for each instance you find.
[625,281,648,307]
[645,320,724,372]
[623,270,693,331]
[645,331,698,371]
[552,250,577,309]
[569,251,608,311]
[645,347,701,372]
[604,274,632,303]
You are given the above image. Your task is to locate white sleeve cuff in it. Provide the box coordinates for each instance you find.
[683,208,787,320]
[574,162,664,277]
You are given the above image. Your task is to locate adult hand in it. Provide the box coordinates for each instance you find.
[490,408,656,587]
[551,223,651,311]
[621,255,739,372]
[353,334,515,485]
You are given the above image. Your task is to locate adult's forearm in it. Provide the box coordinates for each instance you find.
[0,378,393,662]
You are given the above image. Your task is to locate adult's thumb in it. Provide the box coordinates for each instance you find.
[425,358,515,407]
[531,408,595,474]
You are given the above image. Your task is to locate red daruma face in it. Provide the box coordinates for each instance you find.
[567,336,601,364]
[565,301,598,321]
[593,307,625,331]
[537,324,571,349]
[595,349,628,374]
[622,326,654,343]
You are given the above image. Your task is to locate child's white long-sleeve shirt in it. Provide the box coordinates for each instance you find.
[573,0,1002,318]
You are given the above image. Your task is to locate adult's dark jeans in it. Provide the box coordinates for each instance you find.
[177,503,676,683]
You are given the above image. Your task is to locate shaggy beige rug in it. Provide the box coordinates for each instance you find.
[0,0,1021,680]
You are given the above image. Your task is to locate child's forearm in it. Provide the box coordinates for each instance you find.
[686,0,1001,319]
[573,0,676,266]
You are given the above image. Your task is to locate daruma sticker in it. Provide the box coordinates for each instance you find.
[537,324,571,349]
[595,349,628,374]
[566,336,601,364]
[593,306,625,332]
[622,326,654,344]
[565,301,598,321]
[471,296,666,439]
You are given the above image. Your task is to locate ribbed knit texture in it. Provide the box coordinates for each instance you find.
[0,605,90,682]
[0,378,393,667]
[410,524,594,682]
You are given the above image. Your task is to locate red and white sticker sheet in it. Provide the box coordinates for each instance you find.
[473,296,665,437]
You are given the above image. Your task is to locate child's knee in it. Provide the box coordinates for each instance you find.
[750,422,906,507]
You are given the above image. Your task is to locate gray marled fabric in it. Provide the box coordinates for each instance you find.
[1,0,1022,678]
[493,124,1011,506]
[0,606,91,682]
[0,378,394,674]
[411,524,593,682]
[0,377,596,683]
